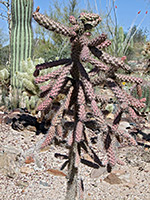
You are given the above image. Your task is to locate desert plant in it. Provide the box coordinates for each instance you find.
[10,0,33,88]
[16,57,64,114]
[33,7,146,199]
[130,75,150,114]
[0,67,10,106]
[8,0,34,109]
[141,42,150,74]
[33,0,79,62]
[142,41,150,58]
[15,58,44,114]
[89,0,148,59]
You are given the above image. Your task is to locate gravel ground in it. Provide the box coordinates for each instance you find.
[0,124,150,200]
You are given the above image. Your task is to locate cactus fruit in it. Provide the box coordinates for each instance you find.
[33,8,147,199]
[10,0,34,88]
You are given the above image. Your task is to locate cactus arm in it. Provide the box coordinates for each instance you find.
[89,46,131,71]
[33,8,76,37]
[97,40,111,49]
[88,33,107,47]
[115,73,143,84]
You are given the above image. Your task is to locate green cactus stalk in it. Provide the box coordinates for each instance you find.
[10,0,33,88]
[0,68,10,106]
[117,26,124,53]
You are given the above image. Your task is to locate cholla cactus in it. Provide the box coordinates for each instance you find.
[131,75,150,114]
[33,8,146,199]
[141,42,150,74]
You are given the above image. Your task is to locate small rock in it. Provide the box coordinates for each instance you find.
[106,113,114,120]
[34,156,44,170]
[47,168,66,177]
[123,182,136,188]
[145,122,150,128]
[141,151,150,163]
[90,167,106,178]
[112,169,126,176]
[144,147,150,152]
[25,156,34,164]
[26,125,36,132]
[142,128,150,135]
[119,173,130,182]
[20,166,34,174]
[0,150,20,178]
[104,173,122,184]
[39,181,49,187]
[118,121,131,131]
[144,141,150,146]
[137,133,143,140]
[85,198,93,200]
[15,180,29,187]
[40,145,51,152]
[144,165,150,172]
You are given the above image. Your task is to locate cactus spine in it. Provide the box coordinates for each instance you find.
[10,0,33,88]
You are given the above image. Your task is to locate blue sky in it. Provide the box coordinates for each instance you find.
[35,0,150,34]
[0,0,150,41]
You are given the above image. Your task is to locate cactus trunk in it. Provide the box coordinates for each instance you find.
[11,0,33,88]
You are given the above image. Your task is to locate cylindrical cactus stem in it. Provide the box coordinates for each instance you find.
[128,107,143,127]
[34,58,71,77]
[33,8,76,37]
[78,85,86,121]
[88,57,109,71]
[40,80,55,98]
[107,79,129,104]
[66,141,78,200]
[11,0,33,88]
[90,47,131,71]
[115,73,143,84]
[75,121,84,142]
[91,75,106,86]
[136,84,142,98]
[37,63,72,111]
[88,33,107,47]
[35,67,64,84]
[95,94,109,104]
[97,40,111,49]
[41,125,56,149]
[103,133,116,167]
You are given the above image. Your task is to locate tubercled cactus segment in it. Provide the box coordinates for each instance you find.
[11,0,33,88]
[33,7,146,199]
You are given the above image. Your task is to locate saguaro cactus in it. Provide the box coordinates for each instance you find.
[10,0,33,88]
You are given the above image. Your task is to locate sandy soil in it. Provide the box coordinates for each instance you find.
[0,120,150,200]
